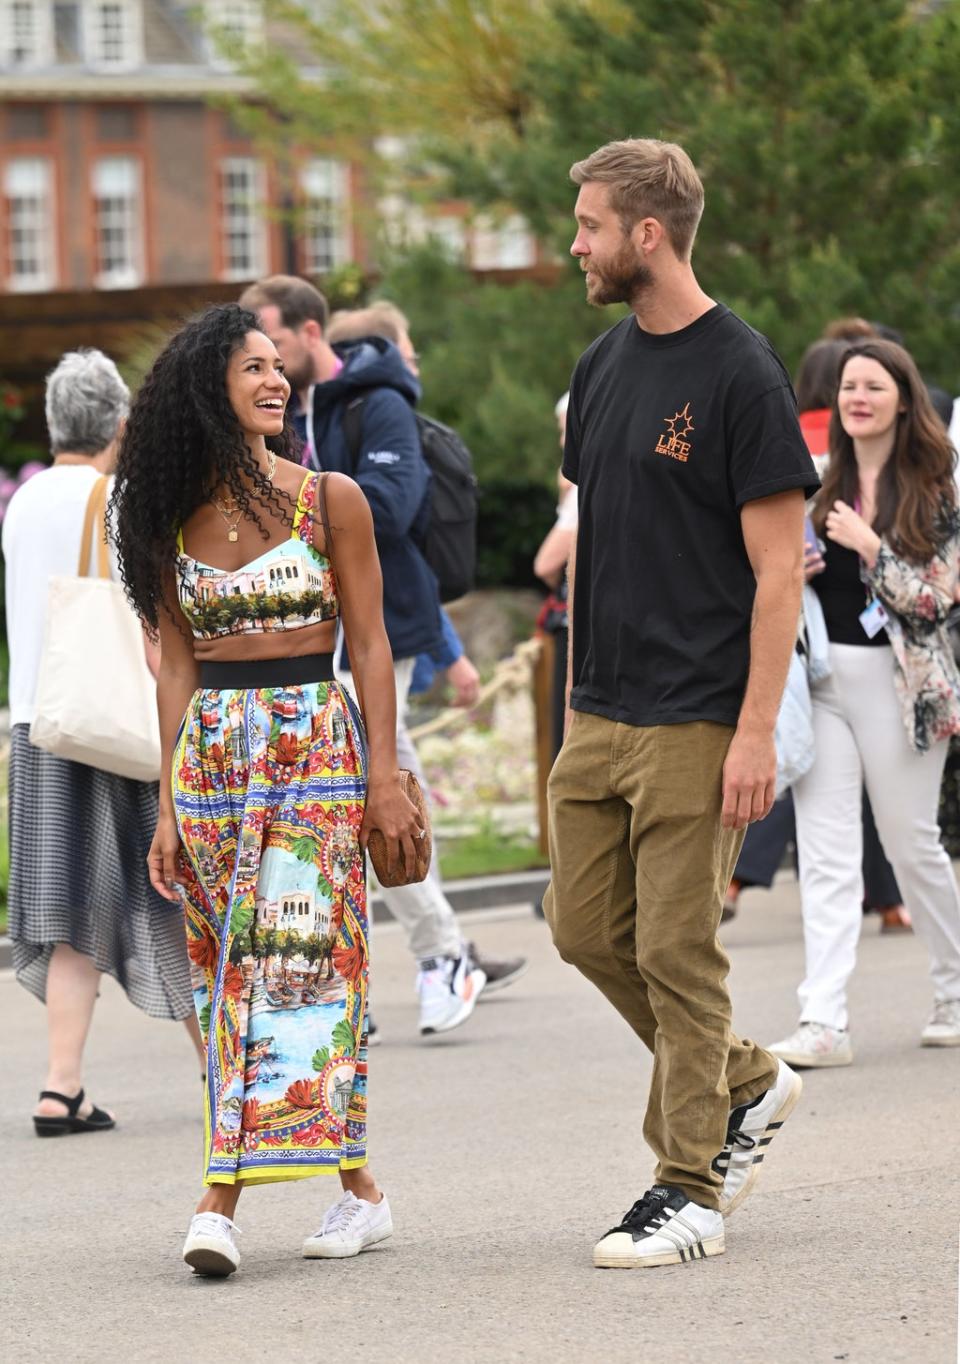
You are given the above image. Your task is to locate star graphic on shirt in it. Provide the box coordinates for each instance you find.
[664,402,694,439]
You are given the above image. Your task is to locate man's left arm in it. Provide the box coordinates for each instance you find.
[722,488,806,831]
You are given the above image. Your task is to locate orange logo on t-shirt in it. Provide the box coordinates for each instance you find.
[654,402,694,463]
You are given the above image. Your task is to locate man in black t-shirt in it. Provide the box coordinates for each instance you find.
[542,138,820,1271]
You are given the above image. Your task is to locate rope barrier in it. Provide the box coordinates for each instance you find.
[408,635,543,741]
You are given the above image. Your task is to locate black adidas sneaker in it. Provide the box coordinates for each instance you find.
[593,1185,725,1269]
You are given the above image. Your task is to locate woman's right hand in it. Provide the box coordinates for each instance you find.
[804,542,825,581]
[148,811,185,903]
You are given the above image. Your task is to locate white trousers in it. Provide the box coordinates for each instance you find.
[792,643,960,1029]
[337,653,461,962]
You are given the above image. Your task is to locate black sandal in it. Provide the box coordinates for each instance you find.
[33,1089,115,1137]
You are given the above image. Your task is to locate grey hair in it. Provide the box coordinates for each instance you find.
[45,348,130,455]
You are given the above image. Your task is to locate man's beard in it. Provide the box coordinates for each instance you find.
[285,354,316,393]
[584,242,654,307]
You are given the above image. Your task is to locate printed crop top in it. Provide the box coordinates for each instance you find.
[175,472,339,641]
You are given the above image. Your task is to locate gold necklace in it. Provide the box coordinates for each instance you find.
[210,452,278,543]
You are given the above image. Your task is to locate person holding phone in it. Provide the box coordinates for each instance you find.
[112,304,422,1277]
[770,339,960,1066]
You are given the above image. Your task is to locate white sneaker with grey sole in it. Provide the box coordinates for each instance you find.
[593,1186,724,1269]
[769,1020,853,1068]
[714,1058,802,1215]
[921,999,960,1047]
[182,1212,241,1276]
[302,1190,393,1258]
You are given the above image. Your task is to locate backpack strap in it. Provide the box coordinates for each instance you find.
[340,394,368,473]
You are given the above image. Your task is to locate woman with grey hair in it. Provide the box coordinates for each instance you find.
[2,348,198,1136]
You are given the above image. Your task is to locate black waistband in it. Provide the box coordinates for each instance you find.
[199,653,336,690]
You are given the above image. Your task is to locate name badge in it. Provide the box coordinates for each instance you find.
[859,598,889,639]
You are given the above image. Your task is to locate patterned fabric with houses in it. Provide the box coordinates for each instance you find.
[172,471,370,1186]
[175,472,337,640]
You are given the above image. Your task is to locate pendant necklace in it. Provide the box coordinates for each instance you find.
[210,451,277,542]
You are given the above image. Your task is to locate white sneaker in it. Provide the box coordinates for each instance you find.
[182,1212,241,1276]
[921,999,960,1047]
[769,1021,853,1068]
[417,953,486,1035]
[593,1186,724,1269]
[302,1190,393,1259]
[715,1059,802,1215]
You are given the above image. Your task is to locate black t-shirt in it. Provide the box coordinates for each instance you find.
[810,538,889,647]
[563,304,819,728]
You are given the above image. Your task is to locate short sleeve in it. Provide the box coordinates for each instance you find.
[727,383,820,509]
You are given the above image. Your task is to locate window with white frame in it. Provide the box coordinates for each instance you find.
[205,0,262,67]
[2,0,54,67]
[470,213,536,270]
[300,159,349,274]
[3,156,56,291]
[92,156,142,288]
[219,158,266,281]
[84,0,141,68]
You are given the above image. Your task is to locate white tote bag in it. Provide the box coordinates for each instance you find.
[30,474,161,783]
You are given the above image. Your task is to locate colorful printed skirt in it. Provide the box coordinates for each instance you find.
[173,676,368,1186]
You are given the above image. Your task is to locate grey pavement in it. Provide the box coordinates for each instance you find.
[4,878,959,1364]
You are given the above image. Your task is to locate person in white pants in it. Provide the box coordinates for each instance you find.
[771,338,960,1067]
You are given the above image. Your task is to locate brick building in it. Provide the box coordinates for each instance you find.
[0,0,540,295]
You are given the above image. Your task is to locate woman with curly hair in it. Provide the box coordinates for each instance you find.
[112,304,422,1277]
[769,339,960,1067]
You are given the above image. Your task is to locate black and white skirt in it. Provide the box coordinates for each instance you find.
[8,724,193,1021]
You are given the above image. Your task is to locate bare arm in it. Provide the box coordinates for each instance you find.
[322,474,422,874]
[722,489,805,830]
[148,574,200,900]
[534,525,575,589]
[564,535,577,736]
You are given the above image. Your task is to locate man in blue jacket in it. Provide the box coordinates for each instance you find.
[239,275,524,1036]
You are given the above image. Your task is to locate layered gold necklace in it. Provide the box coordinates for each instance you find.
[211,451,277,542]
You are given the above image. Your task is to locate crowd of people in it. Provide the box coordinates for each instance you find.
[5,133,960,1280]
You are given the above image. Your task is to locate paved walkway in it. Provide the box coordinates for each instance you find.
[4,880,958,1363]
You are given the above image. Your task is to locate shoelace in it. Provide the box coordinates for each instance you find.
[930,1000,960,1025]
[317,1197,364,1236]
[614,1190,671,1236]
[192,1213,239,1241]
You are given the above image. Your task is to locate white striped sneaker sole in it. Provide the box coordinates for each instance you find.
[594,1232,725,1269]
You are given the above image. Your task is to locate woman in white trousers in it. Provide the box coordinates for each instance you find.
[772,339,960,1067]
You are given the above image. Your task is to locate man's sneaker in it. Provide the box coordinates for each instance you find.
[302,1190,393,1259]
[921,999,960,1047]
[593,1186,724,1269]
[417,952,486,1035]
[182,1212,241,1276]
[467,941,528,997]
[769,1021,853,1068]
[714,1059,802,1215]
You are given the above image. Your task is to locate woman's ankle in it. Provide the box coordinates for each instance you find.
[339,1169,381,1204]
[196,1186,242,1220]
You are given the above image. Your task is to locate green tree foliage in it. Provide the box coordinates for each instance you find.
[240,0,960,389]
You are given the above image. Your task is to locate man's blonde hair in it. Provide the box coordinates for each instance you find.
[326,301,410,347]
[570,138,704,260]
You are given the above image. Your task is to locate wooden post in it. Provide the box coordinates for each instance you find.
[533,631,555,857]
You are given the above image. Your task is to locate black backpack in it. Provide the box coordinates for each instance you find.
[341,395,478,602]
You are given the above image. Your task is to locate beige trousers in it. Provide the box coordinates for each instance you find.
[543,711,778,1209]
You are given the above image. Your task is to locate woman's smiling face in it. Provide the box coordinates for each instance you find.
[225,330,290,439]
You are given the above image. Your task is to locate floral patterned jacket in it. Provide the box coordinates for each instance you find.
[863,513,960,753]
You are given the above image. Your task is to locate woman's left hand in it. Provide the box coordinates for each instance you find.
[360,773,425,878]
[825,499,882,566]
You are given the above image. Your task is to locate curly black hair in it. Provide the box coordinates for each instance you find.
[111,303,302,631]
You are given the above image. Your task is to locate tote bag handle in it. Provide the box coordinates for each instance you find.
[77,475,110,579]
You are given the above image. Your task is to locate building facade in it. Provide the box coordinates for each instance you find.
[0,0,541,294]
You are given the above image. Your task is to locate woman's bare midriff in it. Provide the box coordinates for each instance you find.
[191,617,338,663]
